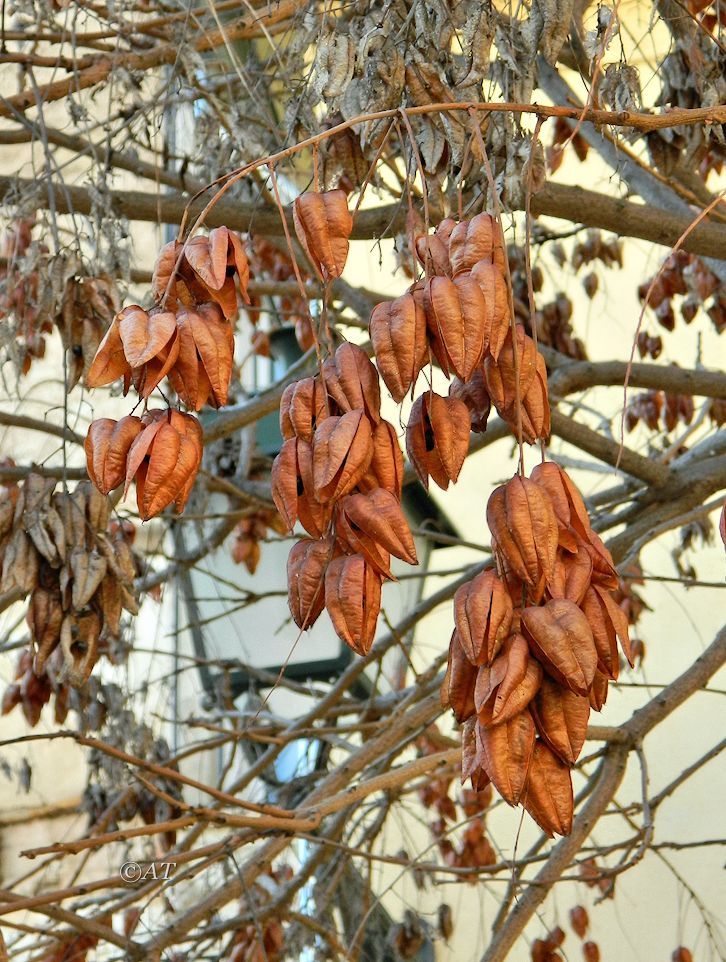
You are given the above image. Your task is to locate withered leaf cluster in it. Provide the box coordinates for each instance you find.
[0,477,139,708]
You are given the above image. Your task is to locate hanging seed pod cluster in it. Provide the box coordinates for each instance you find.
[270,190,632,837]
[272,191,419,655]
[83,228,250,518]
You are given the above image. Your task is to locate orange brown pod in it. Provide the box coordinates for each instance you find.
[322,342,381,423]
[312,410,374,502]
[476,707,536,805]
[484,326,539,433]
[363,419,405,497]
[470,260,509,361]
[424,275,489,381]
[440,630,478,723]
[293,189,353,281]
[486,475,559,592]
[271,437,330,538]
[152,227,249,316]
[336,488,418,567]
[280,376,331,442]
[406,392,470,491]
[324,553,382,655]
[85,415,143,494]
[449,369,491,433]
[475,634,543,725]
[449,213,505,276]
[521,599,598,696]
[580,583,633,678]
[123,409,203,520]
[415,217,455,276]
[369,292,428,402]
[453,568,513,666]
[287,537,335,630]
[531,675,590,765]
[168,303,234,409]
[522,740,574,836]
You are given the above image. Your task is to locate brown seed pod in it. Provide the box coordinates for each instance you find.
[369,293,428,402]
[569,905,589,939]
[337,488,418,565]
[406,392,470,491]
[583,943,600,962]
[449,368,491,433]
[580,584,633,679]
[293,189,353,280]
[441,630,478,724]
[449,213,505,276]
[453,568,513,666]
[271,437,331,538]
[85,415,144,495]
[60,611,102,687]
[324,553,382,655]
[476,634,543,725]
[167,303,234,410]
[28,586,63,674]
[86,314,132,391]
[123,409,203,520]
[365,420,405,497]
[521,599,598,696]
[522,740,574,837]
[548,541,593,606]
[470,260,510,361]
[280,376,331,442]
[415,217,455,276]
[287,537,335,629]
[520,353,551,444]
[487,475,559,592]
[312,410,374,503]
[476,707,536,805]
[322,342,381,424]
[588,670,609,711]
[424,275,488,381]
[531,676,590,765]
[484,326,539,431]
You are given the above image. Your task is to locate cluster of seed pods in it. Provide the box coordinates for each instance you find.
[271,191,632,836]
